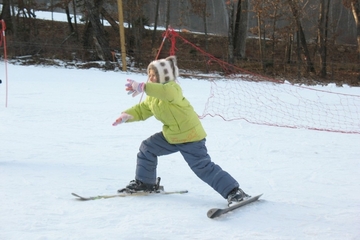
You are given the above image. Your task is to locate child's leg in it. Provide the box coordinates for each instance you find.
[136,132,178,184]
[179,139,239,198]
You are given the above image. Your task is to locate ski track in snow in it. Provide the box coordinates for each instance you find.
[1,63,360,240]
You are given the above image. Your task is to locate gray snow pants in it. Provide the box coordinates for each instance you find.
[135,132,239,199]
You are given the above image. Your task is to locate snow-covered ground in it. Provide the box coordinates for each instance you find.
[1,62,360,240]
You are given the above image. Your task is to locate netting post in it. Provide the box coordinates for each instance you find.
[0,19,8,107]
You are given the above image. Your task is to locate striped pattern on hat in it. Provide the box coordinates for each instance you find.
[147,56,179,83]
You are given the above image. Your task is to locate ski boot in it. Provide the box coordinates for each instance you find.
[227,187,250,206]
[118,177,163,193]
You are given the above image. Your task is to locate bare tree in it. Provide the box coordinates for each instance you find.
[268,0,282,70]
[349,0,360,59]
[151,0,160,48]
[0,0,13,33]
[189,0,210,72]
[83,0,112,61]
[317,0,331,77]
[100,6,119,32]
[62,0,75,33]
[123,0,149,65]
[165,0,170,28]
[14,0,39,44]
[234,0,249,59]
[287,0,315,73]
[226,0,236,65]
[351,0,360,82]
[72,0,78,39]
[252,0,266,70]
[189,0,209,42]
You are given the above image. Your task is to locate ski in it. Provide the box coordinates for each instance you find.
[207,194,263,219]
[71,189,188,201]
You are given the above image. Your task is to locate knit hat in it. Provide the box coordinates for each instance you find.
[147,56,179,83]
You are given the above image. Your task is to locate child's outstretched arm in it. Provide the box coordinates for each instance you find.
[112,112,133,126]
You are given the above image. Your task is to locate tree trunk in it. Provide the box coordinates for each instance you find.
[234,0,248,59]
[227,0,235,65]
[64,1,74,33]
[285,34,293,64]
[134,0,143,64]
[100,7,119,32]
[350,0,360,59]
[271,4,279,68]
[257,12,265,71]
[84,0,112,61]
[233,0,241,54]
[287,0,315,73]
[296,30,301,80]
[165,0,170,29]
[151,0,160,49]
[203,0,209,73]
[202,0,208,52]
[72,0,78,40]
[318,0,326,77]
[0,0,13,33]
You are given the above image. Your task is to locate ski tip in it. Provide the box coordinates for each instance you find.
[207,208,221,219]
[207,193,263,219]
[71,192,89,200]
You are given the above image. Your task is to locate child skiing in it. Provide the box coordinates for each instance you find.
[112,56,249,205]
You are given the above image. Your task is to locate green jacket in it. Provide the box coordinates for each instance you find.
[123,81,207,144]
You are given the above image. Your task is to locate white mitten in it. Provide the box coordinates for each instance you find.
[125,79,145,97]
[112,113,133,126]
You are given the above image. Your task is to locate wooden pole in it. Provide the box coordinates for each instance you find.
[117,0,127,71]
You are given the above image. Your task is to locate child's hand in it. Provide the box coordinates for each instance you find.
[112,113,133,126]
[125,79,145,97]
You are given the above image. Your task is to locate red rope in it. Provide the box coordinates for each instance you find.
[154,29,170,60]
[154,27,178,58]
[170,30,283,83]
[166,27,178,56]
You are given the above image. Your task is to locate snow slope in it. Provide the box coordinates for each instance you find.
[1,62,360,240]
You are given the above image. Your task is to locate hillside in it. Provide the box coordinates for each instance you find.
[2,17,360,86]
